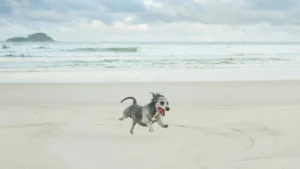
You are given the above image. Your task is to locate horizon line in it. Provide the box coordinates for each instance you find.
[2,41,300,43]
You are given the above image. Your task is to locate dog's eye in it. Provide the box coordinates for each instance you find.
[160,101,164,105]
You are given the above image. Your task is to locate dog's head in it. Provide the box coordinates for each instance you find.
[150,92,170,117]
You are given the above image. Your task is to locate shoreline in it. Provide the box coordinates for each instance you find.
[1,67,300,83]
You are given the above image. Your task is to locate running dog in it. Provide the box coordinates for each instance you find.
[119,92,170,134]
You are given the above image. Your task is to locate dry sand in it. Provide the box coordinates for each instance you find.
[1,81,300,169]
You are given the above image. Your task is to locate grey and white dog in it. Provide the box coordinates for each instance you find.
[119,92,170,134]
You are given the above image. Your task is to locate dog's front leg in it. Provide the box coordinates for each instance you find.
[156,116,168,128]
[146,121,154,133]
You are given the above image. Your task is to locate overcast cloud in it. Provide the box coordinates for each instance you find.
[1,0,300,41]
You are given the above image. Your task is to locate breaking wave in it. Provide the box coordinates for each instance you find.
[63,47,138,52]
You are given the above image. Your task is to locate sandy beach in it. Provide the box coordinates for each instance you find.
[1,81,300,169]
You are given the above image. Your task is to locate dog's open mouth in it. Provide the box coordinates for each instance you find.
[158,107,165,116]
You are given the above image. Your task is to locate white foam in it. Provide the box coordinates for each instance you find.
[1,42,300,70]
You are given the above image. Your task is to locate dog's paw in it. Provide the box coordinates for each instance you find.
[149,129,154,133]
[130,131,134,135]
[162,124,169,128]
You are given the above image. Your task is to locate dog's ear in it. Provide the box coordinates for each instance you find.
[156,92,163,97]
[150,92,157,101]
[150,92,156,98]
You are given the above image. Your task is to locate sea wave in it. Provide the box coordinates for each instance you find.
[33,47,50,49]
[217,57,289,61]
[1,54,36,57]
[1,57,297,70]
[62,47,138,52]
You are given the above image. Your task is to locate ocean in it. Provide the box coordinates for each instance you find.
[1,42,300,82]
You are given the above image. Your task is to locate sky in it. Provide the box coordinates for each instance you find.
[1,0,300,42]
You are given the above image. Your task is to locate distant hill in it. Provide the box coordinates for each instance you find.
[6,33,55,42]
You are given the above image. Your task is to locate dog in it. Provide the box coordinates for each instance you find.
[119,92,170,134]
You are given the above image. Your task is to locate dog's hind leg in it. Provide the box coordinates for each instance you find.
[119,106,132,121]
[130,121,136,134]
[119,115,128,121]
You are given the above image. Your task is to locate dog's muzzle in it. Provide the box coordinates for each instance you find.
[158,107,165,116]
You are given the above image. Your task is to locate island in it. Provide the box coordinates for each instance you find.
[6,33,55,42]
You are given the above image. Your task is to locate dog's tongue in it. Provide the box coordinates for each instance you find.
[158,108,165,116]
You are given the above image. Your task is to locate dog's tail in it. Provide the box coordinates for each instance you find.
[120,97,137,105]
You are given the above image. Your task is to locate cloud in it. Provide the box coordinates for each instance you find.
[248,0,299,10]
[0,0,300,41]
[3,0,298,25]
[131,0,300,26]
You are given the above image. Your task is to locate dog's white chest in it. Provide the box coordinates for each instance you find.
[151,112,159,121]
[141,107,157,123]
